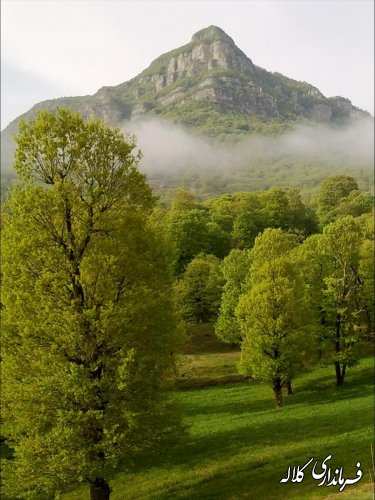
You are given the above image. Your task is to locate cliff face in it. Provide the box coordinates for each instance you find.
[87,25,365,125]
[1,25,370,169]
[141,26,256,88]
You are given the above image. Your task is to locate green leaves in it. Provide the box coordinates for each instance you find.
[235,229,315,402]
[2,109,180,498]
[215,249,251,344]
[14,107,153,211]
[175,254,224,324]
[296,215,372,384]
[316,174,360,226]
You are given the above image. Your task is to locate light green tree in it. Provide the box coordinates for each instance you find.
[296,216,369,385]
[236,229,314,407]
[335,190,374,219]
[358,212,375,338]
[215,249,251,345]
[260,187,290,229]
[316,174,359,226]
[1,109,180,500]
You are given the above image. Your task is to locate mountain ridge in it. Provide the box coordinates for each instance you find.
[1,25,371,170]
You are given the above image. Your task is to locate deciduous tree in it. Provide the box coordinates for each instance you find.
[215,249,251,345]
[175,254,224,324]
[236,229,314,407]
[1,109,180,499]
[296,216,369,385]
[317,174,359,226]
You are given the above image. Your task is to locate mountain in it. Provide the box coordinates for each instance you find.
[1,26,371,198]
[0,25,371,173]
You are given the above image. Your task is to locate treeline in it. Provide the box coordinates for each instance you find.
[150,157,374,200]
[153,176,374,406]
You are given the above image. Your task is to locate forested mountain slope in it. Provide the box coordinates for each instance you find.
[1,26,373,202]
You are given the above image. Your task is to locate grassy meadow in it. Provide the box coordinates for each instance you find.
[63,327,374,499]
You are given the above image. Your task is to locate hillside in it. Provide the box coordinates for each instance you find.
[1,25,370,174]
[61,355,374,499]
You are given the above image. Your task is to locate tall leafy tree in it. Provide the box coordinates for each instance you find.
[335,190,374,219]
[170,188,197,211]
[206,221,231,259]
[166,192,231,274]
[231,192,262,249]
[205,193,236,235]
[236,229,314,407]
[319,217,369,385]
[297,216,369,385]
[1,109,180,500]
[284,188,319,236]
[230,188,315,249]
[260,187,290,229]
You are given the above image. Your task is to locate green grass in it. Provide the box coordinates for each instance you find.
[177,352,244,389]
[64,356,374,499]
[177,324,243,388]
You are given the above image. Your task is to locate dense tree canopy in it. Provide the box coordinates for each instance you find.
[1,109,180,499]
[175,253,224,324]
[215,249,251,345]
[295,215,373,385]
[316,174,359,226]
[2,110,373,498]
[236,229,315,407]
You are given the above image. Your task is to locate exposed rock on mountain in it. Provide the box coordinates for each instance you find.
[1,25,370,170]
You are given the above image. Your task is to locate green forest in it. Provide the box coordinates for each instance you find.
[1,109,374,500]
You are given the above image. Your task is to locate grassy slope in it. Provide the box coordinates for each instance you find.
[177,324,243,389]
[64,350,374,499]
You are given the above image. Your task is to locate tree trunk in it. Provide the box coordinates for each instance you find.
[334,313,344,386]
[342,363,347,383]
[90,478,110,500]
[335,362,344,386]
[273,377,283,408]
[286,380,293,395]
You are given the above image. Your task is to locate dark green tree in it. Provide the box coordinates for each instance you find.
[175,254,224,324]
[166,207,210,274]
[206,220,231,258]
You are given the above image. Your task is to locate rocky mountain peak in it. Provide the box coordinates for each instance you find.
[1,25,369,171]
[191,25,235,45]
[138,25,255,96]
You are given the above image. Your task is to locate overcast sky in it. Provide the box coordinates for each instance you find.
[1,0,374,130]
